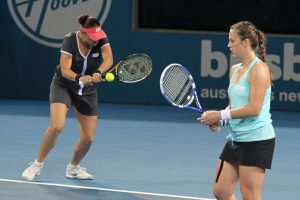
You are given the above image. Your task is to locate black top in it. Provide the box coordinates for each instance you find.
[54,31,109,95]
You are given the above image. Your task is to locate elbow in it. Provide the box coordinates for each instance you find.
[250,106,261,116]
[252,111,260,117]
[60,67,67,78]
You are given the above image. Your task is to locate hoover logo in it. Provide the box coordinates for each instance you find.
[7,0,111,48]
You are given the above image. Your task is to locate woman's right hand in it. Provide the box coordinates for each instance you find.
[208,123,221,132]
[91,72,105,83]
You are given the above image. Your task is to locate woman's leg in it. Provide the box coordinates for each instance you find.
[213,160,239,200]
[22,103,68,181]
[239,166,265,200]
[65,110,97,180]
[36,103,68,162]
[71,110,97,165]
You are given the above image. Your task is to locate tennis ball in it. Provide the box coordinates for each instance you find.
[105,73,115,82]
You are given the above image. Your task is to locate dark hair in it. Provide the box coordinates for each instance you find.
[231,21,272,83]
[230,21,266,62]
[78,14,100,28]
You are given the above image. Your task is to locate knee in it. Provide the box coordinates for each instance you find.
[213,186,223,199]
[48,124,64,135]
[213,185,234,200]
[240,188,260,200]
[82,138,93,145]
[241,193,252,200]
[81,133,95,145]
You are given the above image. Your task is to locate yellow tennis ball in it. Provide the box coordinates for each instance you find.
[105,73,115,82]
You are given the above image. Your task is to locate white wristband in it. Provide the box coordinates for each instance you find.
[220,110,231,121]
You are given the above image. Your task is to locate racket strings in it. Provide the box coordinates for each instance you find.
[118,54,152,83]
[162,66,193,106]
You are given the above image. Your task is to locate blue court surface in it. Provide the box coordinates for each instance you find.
[0,99,299,200]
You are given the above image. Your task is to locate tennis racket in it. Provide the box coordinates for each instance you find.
[103,53,152,83]
[160,63,204,114]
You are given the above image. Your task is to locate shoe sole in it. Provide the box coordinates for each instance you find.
[21,175,34,181]
[66,175,93,180]
[21,172,40,181]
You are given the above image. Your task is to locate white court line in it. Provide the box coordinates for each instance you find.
[0,178,215,200]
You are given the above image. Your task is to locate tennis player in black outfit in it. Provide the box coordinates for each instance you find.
[22,13,113,181]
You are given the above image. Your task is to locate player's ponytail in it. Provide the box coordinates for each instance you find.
[77,14,100,28]
[257,29,273,84]
[78,14,91,27]
[257,30,266,62]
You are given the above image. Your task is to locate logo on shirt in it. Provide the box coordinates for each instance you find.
[235,85,246,93]
[7,0,111,48]
[92,53,100,57]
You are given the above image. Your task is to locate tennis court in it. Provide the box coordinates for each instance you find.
[0,99,299,199]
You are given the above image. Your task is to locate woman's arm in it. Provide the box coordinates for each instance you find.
[230,61,271,118]
[92,44,113,82]
[97,44,113,74]
[60,52,76,81]
[60,52,93,84]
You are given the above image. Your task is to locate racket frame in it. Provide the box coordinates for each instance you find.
[160,63,204,114]
[102,53,152,83]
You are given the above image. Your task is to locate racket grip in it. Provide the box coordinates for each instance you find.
[95,70,102,75]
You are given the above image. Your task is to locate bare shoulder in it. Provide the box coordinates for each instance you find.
[251,60,270,75]
[249,60,271,86]
[229,63,241,79]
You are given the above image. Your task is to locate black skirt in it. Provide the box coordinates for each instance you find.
[50,76,98,116]
[219,138,275,169]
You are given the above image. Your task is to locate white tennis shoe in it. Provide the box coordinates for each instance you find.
[66,164,93,180]
[21,160,43,181]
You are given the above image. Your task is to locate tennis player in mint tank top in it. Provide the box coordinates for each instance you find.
[199,21,275,200]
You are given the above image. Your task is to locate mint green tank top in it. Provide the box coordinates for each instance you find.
[227,57,275,142]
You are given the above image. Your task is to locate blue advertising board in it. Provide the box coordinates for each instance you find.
[1,0,299,111]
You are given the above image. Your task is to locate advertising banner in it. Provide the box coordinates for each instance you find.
[1,0,299,111]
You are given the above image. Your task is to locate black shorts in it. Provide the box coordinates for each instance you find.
[219,138,275,169]
[49,77,98,116]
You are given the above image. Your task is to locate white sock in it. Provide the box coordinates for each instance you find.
[69,163,79,168]
[34,160,43,166]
